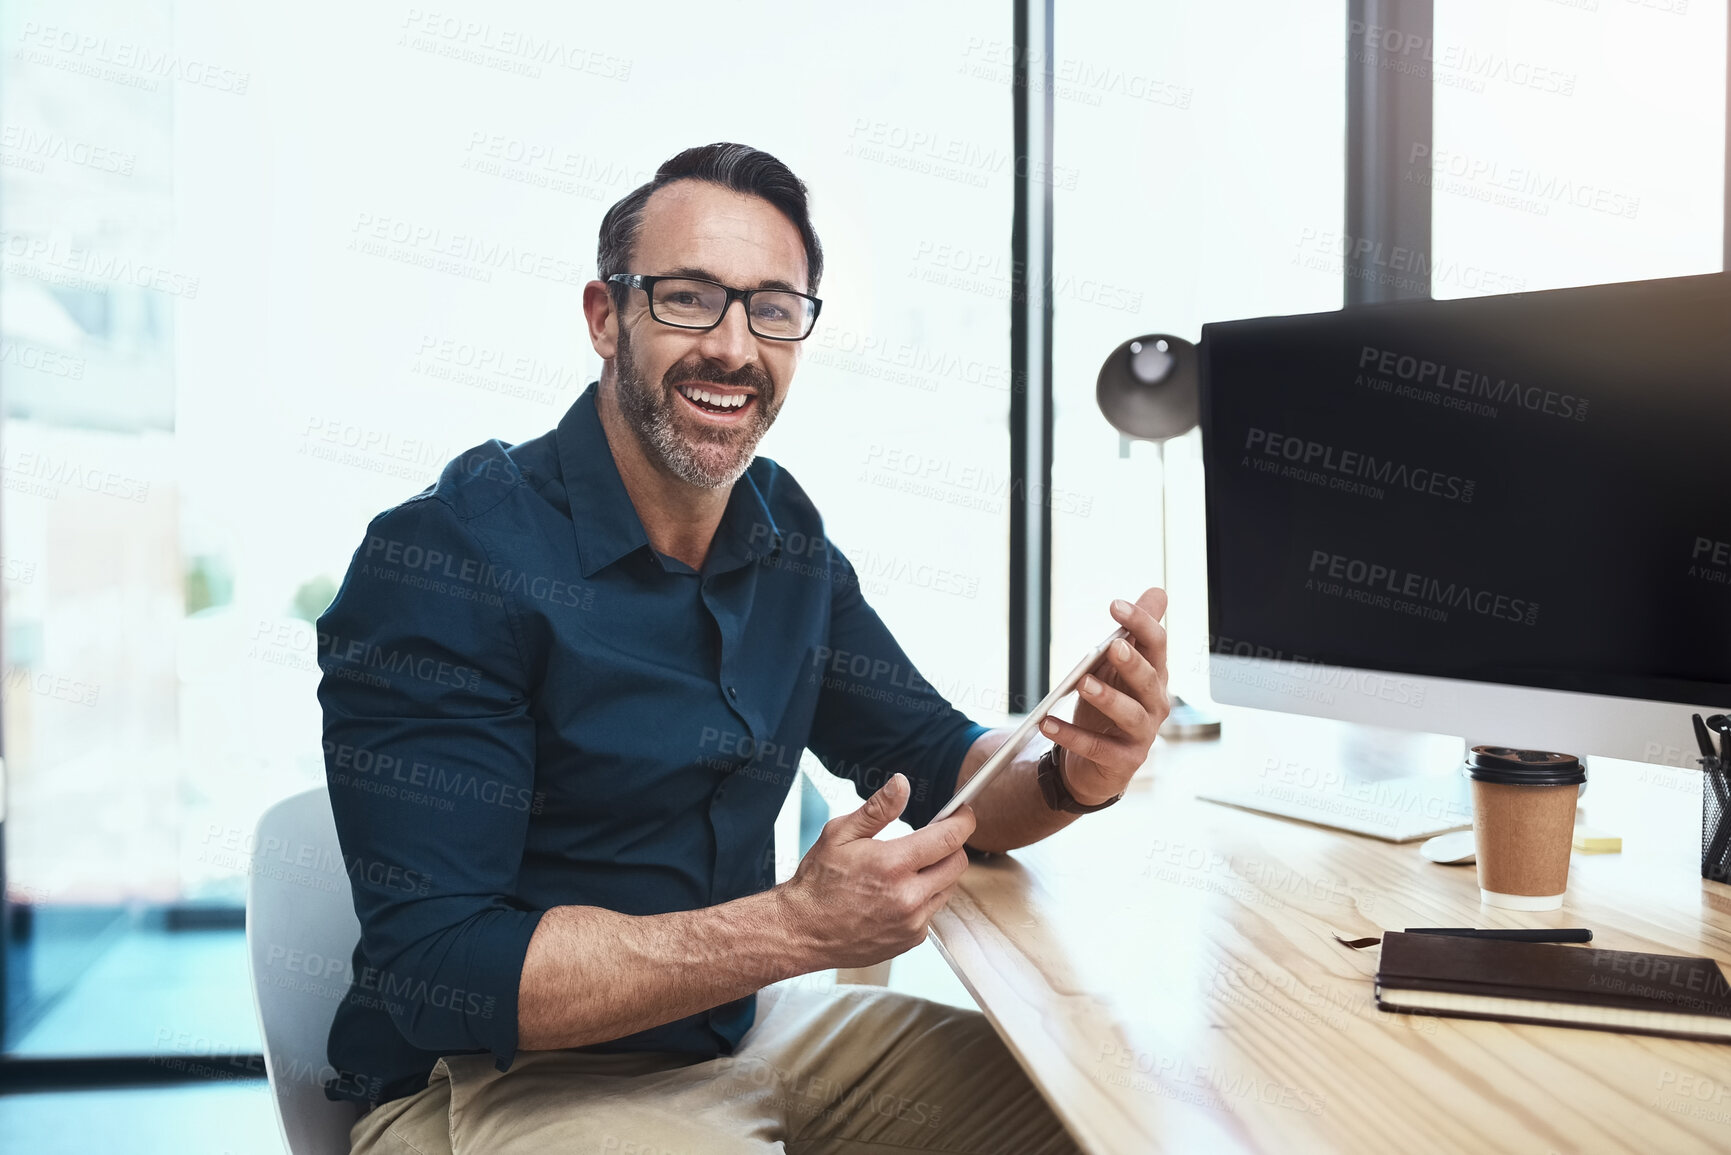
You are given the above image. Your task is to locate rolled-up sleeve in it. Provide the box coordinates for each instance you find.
[805,540,991,829]
[317,493,543,1071]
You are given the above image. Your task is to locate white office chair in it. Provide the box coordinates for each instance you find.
[244,770,875,1155]
[246,788,365,1155]
[785,753,894,987]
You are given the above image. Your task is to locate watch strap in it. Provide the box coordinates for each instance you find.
[1036,744,1122,814]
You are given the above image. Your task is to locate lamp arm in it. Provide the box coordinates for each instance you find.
[1157,438,1170,599]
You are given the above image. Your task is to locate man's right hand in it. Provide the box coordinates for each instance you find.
[776,774,976,971]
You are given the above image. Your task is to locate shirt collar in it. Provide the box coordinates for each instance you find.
[556,382,783,579]
[710,454,783,575]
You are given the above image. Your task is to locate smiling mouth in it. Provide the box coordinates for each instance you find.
[674,382,757,418]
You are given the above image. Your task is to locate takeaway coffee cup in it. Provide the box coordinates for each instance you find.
[1464,746,1585,911]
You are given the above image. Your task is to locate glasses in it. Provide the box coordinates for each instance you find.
[607,274,822,341]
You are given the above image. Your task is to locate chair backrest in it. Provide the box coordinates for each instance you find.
[246,787,365,1155]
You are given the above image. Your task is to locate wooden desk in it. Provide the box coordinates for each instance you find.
[928,711,1731,1155]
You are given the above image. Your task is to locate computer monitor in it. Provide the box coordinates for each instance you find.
[1199,273,1731,768]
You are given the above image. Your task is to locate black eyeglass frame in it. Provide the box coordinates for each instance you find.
[606,273,823,342]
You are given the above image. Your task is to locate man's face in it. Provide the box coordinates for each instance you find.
[603,181,809,490]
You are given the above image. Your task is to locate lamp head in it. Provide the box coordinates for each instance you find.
[1096,333,1201,443]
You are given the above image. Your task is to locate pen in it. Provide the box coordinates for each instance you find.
[1707,715,1731,763]
[1406,927,1593,943]
[1694,714,1719,761]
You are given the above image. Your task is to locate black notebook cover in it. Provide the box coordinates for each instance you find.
[1375,931,1731,1041]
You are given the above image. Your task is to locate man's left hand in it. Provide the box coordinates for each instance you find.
[1038,588,1171,807]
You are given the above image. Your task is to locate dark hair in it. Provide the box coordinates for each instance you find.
[597,142,824,300]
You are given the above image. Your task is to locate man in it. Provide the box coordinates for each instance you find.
[319,142,1170,1154]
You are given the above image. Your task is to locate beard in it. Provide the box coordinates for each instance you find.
[613,325,782,490]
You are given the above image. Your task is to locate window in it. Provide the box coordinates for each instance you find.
[1051,0,1347,699]
[1,0,1008,1055]
[1429,0,1725,298]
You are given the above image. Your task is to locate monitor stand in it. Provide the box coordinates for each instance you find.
[1338,726,1467,781]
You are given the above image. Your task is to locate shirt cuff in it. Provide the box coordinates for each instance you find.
[910,720,993,829]
[471,907,547,1073]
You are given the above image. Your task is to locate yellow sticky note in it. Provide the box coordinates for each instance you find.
[1572,826,1622,854]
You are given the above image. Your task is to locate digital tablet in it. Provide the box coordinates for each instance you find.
[931,625,1132,823]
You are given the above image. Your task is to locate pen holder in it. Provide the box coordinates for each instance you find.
[1702,757,1731,884]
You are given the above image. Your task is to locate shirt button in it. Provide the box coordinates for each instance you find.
[727,686,739,699]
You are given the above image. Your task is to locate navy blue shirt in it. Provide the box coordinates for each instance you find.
[317,381,989,1106]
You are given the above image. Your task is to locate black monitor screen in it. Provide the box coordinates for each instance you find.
[1200,273,1731,709]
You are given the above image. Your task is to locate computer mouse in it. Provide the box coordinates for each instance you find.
[1420,830,1476,865]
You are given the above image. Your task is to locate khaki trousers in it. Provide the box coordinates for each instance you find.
[349,979,1082,1154]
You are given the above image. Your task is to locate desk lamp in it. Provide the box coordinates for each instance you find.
[1097,334,1221,739]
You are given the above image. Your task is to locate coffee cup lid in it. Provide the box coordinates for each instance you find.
[1462,746,1585,786]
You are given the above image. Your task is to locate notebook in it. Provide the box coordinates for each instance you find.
[1374,931,1731,1043]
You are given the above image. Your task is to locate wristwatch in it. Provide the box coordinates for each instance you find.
[1036,744,1122,814]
